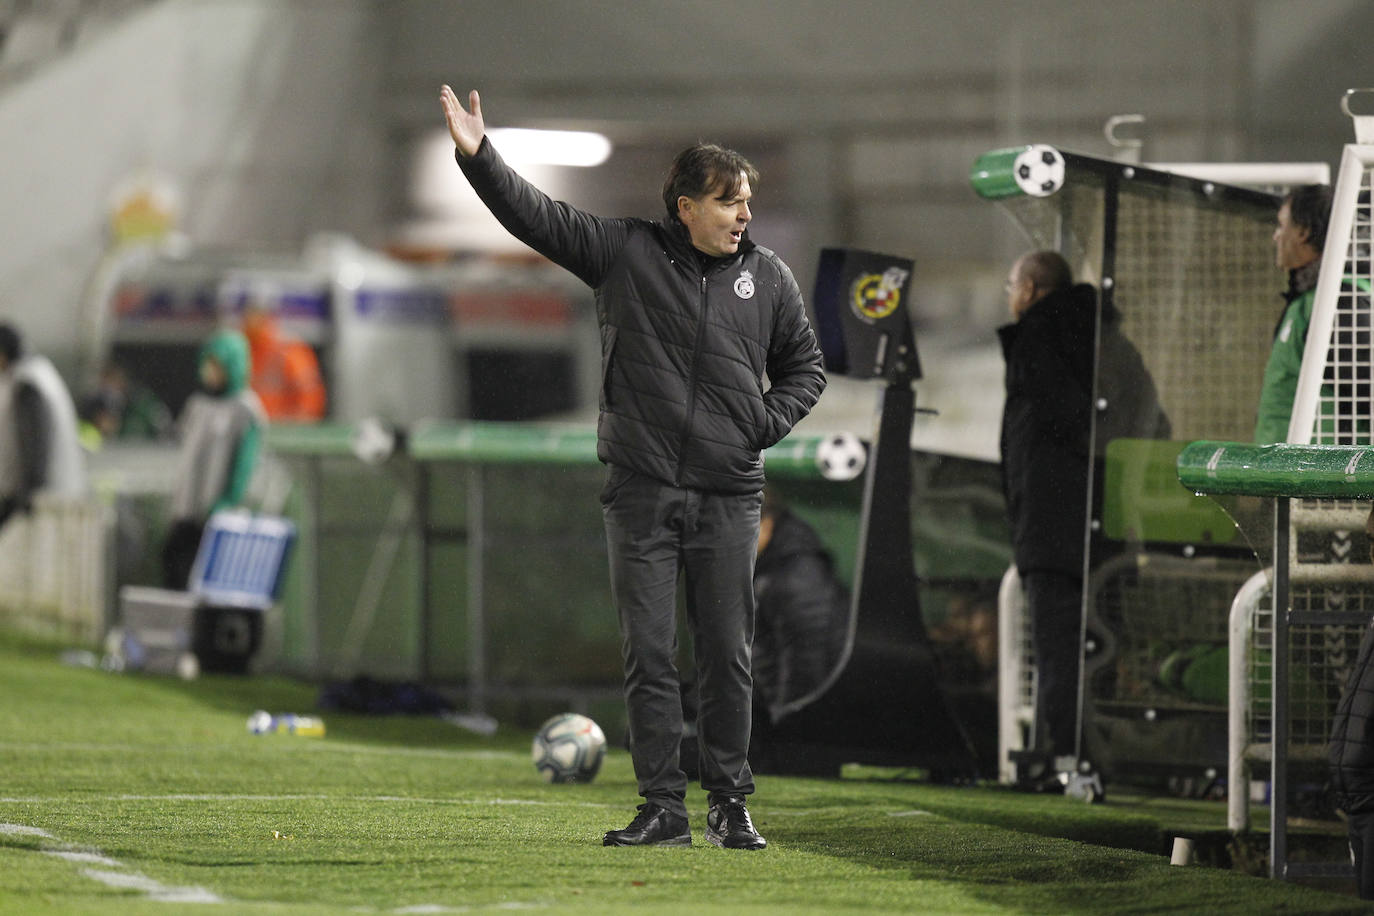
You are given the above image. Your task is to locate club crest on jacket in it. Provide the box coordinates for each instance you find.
[734,270,755,300]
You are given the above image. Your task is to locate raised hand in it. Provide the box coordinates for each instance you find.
[440,85,485,158]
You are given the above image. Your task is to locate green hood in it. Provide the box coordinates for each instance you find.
[200,329,250,395]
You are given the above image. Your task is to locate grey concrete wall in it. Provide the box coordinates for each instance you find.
[2,0,1371,391]
[0,0,390,377]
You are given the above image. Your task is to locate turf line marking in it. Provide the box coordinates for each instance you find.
[47,849,123,867]
[0,823,53,837]
[80,868,223,904]
[887,810,934,817]
[0,741,522,761]
[1,822,223,905]
[392,905,543,914]
[3,794,621,809]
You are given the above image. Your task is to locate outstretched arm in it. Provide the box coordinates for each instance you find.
[440,85,484,158]
[437,84,631,288]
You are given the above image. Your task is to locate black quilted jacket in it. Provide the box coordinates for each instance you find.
[997,284,1099,577]
[1331,618,1374,811]
[457,138,826,493]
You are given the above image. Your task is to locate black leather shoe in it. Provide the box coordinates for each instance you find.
[603,803,691,847]
[705,796,766,850]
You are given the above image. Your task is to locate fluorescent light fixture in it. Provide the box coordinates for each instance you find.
[486,127,612,167]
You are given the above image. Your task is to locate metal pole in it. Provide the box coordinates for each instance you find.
[466,465,487,715]
[1270,496,1291,880]
[1073,169,1119,767]
[415,461,431,681]
[305,455,322,677]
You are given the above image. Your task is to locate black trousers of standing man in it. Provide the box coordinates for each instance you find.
[600,464,761,820]
[1023,569,1084,758]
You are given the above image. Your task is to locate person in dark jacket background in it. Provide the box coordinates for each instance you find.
[1329,512,1374,899]
[441,86,825,850]
[752,487,848,723]
[998,250,1168,777]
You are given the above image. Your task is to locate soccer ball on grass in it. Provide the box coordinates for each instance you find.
[532,712,606,784]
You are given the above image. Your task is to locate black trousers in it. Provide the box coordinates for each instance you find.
[161,517,205,590]
[1023,569,1084,758]
[601,465,761,819]
[1348,805,1374,900]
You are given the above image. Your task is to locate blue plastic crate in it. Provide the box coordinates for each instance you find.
[187,512,296,610]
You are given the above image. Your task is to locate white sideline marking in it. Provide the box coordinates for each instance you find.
[0,740,521,762]
[81,868,223,904]
[1,822,222,905]
[887,810,934,817]
[2,794,620,809]
[47,849,123,867]
[0,823,53,837]
[392,906,541,914]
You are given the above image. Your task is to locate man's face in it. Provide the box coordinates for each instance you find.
[200,355,227,393]
[1005,259,1034,320]
[1273,202,1319,271]
[678,173,752,258]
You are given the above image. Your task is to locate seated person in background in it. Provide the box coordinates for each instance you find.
[79,362,173,447]
[751,487,849,723]
[161,329,265,589]
[0,321,85,528]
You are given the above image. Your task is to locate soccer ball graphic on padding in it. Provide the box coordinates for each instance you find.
[532,712,607,784]
[816,432,868,481]
[1012,144,1065,197]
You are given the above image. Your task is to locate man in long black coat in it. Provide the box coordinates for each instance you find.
[998,250,1168,769]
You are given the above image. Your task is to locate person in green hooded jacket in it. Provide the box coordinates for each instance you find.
[1254,184,1372,444]
[1255,185,1331,444]
[160,328,266,589]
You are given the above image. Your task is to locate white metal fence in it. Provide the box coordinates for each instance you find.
[0,494,113,643]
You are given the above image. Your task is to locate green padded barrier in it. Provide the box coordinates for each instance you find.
[968,147,1030,200]
[266,423,362,455]
[1177,440,1374,499]
[407,421,833,477]
[409,421,601,465]
[268,421,841,478]
[1102,439,1238,545]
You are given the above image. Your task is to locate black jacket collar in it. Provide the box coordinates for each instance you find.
[661,218,755,271]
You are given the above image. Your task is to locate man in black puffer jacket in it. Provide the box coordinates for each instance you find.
[1329,511,1374,899]
[441,87,825,850]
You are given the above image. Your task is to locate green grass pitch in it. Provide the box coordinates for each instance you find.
[0,628,1364,914]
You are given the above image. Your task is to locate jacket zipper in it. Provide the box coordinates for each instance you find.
[674,272,711,486]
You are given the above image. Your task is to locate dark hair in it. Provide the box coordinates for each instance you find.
[1019,250,1073,294]
[0,322,21,363]
[1283,184,1334,254]
[662,143,759,224]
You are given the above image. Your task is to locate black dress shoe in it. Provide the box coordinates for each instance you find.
[705,796,766,850]
[603,803,691,847]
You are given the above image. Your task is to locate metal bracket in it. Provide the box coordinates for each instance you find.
[1104,114,1145,163]
[1341,88,1374,143]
